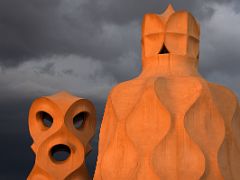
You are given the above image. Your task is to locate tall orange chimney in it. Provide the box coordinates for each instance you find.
[94,5,240,180]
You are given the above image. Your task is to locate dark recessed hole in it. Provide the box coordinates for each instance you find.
[37,111,53,128]
[159,44,169,54]
[50,144,71,162]
[73,112,88,129]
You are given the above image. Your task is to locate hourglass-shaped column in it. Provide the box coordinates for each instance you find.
[94,4,240,180]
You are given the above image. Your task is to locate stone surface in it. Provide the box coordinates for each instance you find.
[94,4,240,180]
[28,91,96,180]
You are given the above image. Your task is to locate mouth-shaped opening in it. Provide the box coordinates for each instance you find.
[159,44,169,54]
[50,144,71,162]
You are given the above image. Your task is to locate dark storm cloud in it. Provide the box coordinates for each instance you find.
[87,0,197,24]
[198,2,240,95]
[0,132,34,179]
[0,0,62,66]
[0,0,220,67]
[0,96,34,178]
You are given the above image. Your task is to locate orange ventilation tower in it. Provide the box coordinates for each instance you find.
[28,91,96,180]
[94,5,240,180]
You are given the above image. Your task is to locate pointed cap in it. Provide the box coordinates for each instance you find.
[160,4,175,23]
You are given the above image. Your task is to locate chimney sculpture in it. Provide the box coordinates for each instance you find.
[94,5,240,180]
[28,91,96,180]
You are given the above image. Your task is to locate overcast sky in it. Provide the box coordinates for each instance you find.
[1,0,240,179]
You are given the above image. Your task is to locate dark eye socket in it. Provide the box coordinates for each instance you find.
[73,112,88,129]
[37,111,53,128]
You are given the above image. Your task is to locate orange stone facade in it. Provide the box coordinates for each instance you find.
[94,5,240,180]
[28,91,96,180]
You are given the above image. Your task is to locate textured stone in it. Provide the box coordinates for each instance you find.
[94,4,240,180]
[28,91,96,180]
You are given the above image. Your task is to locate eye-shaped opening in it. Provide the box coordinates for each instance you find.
[37,111,53,128]
[73,111,88,129]
[159,44,169,54]
[50,144,71,162]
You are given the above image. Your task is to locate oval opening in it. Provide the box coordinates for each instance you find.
[50,144,71,162]
[73,112,88,129]
[37,111,53,128]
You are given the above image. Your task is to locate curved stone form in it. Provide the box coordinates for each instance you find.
[94,4,240,180]
[28,91,96,180]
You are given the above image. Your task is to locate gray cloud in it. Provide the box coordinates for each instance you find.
[0,54,116,102]
[0,0,218,67]
[199,2,240,96]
